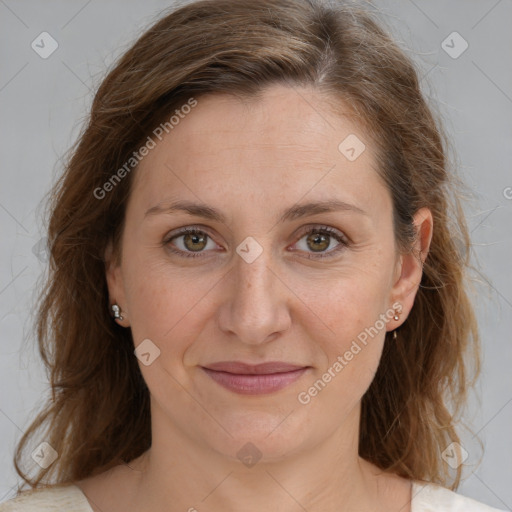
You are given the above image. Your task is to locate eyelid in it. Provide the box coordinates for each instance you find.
[293,224,349,244]
[163,224,216,243]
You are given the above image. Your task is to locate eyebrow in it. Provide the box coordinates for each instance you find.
[144,198,368,224]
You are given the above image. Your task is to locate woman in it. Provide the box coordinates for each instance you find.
[0,0,505,511]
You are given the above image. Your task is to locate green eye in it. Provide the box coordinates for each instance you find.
[164,228,215,258]
[293,226,348,260]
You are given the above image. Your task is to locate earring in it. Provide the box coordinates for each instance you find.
[111,304,123,321]
[392,309,400,339]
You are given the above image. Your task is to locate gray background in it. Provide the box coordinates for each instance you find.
[0,0,511,508]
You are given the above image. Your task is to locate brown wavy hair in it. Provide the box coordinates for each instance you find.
[13,0,480,493]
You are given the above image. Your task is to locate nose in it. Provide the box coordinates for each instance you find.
[216,244,292,346]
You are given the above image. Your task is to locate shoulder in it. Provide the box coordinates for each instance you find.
[0,484,93,512]
[412,481,507,512]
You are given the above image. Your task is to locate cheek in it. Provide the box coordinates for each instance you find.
[296,273,390,401]
[122,267,207,400]
[121,255,173,335]
[298,293,388,419]
[296,266,392,342]
[122,256,219,362]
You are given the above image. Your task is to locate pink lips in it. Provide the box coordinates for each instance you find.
[200,361,310,395]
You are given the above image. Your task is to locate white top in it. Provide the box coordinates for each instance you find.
[0,481,507,511]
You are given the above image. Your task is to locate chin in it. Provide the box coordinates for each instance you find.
[201,408,317,464]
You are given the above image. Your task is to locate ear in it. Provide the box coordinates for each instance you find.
[388,207,433,330]
[105,240,130,327]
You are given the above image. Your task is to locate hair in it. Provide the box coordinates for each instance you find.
[13,0,480,493]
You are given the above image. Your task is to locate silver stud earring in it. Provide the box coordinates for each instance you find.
[111,304,123,321]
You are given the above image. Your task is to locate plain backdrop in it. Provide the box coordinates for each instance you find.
[0,0,511,508]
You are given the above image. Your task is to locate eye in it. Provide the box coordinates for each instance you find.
[164,227,218,258]
[292,225,348,260]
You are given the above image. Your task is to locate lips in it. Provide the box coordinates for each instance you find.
[202,361,307,374]
[200,361,310,395]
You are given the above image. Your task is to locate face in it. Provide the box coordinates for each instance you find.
[106,84,431,464]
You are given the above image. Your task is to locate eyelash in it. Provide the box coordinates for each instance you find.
[163,225,349,260]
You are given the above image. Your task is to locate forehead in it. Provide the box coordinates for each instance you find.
[130,84,390,220]
[148,85,363,163]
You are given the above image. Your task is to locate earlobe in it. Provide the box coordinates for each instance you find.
[104,241,129,326]
[389,207,433,327]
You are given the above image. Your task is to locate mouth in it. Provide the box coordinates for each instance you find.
[200,361,311,395]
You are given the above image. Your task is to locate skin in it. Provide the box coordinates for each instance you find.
[76,84,433,512]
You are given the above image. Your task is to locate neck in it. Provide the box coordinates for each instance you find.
[123,401,409,512]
